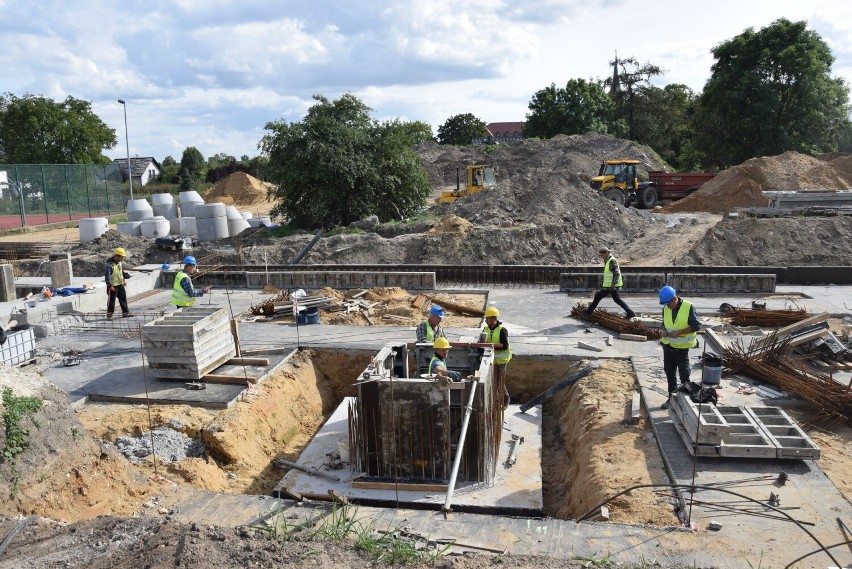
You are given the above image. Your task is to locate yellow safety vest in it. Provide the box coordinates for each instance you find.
[662,300,697,349]
[482,324,512,365]
[429,355,446,375]
[602,256,623,288]
[421,320,444,342]
[172,270,195,307]
[109,261,124,286]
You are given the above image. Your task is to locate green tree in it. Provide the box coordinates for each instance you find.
[631,84,702,169]
[604,55,663,141]
[524,79,624,138]
[694,18,851,167]
[159,155,180,184]
[397,120,434,145]
[0,93,116,163]
[178,146,205,181]
[436,113,488,145]
[261,94,431,227]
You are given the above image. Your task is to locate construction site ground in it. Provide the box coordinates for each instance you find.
[1,281,851,568]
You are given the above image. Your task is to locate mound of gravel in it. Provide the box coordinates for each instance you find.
[115,426,206,463]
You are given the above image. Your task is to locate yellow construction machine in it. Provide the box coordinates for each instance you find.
[437,164,497,204]
[590,159,716,209]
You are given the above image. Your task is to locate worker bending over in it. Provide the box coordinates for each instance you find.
[172,256,212,309]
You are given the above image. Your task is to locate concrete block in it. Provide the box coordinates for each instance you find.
[0,264,14,302]
[50,259,73,288]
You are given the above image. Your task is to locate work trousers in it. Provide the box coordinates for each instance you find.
[493,363,510,410]
[107,284,129,315]
[663,344,691,394]
[586,288,634,316]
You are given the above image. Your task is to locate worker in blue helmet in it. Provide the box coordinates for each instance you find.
[658,286,702,409]
[416,304,446,343]
[172,255,211,309]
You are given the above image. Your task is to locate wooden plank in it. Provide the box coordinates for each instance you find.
[577,341,603,352]
[630,391,641,420]
[703,328,729,352]
[231,319,241,357]
[240,348,292,356]
[619,333,647,342]
[202,374,259,385]
[226,357,270,366]
[753,312,830,348]
[352,481,448,491]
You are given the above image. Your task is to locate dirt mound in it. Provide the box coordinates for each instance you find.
[665,151,852,213]
[428,215,473,234]
[204,172,274,208]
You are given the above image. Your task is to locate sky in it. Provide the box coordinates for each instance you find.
[2,0,852,163]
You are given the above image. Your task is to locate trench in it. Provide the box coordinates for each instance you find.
[77,350,673,524]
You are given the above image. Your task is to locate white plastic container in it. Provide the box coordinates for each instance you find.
[227,217,251,236]
[179,217,197,236]
[117,221,143,236]
[126,199,153,222]
[140,217,170,239]
[79,217,109,243]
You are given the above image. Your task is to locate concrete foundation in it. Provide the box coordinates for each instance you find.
[49,251,73,288]
[560,272,775,293]
[159,270,437,290]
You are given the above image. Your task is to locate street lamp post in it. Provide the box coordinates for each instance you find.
[117,99,134,201]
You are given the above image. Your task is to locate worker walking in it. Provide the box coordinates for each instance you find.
[172,256,212,309]
[105,247,132,318]
[416,305,446,343]
[658,286,702,409]
[479,306,511,409]
[429,337,461,381]
[584,246,635,319]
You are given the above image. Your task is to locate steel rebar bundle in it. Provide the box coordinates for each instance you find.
[727,307,810,327]
[725,332,852,426]
[571,303,663,340]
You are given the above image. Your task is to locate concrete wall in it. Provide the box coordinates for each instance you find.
[559,272,775,293]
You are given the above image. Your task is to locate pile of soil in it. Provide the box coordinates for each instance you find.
[204,172,275,210]
[665,151,852,213]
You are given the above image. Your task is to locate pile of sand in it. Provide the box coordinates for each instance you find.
[428,215,473,234]
[665,151,852,213]
[204,172,275,208]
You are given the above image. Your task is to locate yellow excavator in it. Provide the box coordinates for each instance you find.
[437,164,497,204]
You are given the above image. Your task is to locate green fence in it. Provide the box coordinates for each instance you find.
[0,163,127,228]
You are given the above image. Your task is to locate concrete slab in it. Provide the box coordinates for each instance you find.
[275,397,543,515]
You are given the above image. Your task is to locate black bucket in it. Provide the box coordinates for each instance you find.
[296,307,320,325]
[702,353,723,385]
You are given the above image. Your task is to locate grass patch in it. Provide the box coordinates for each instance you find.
[2,387,43,459]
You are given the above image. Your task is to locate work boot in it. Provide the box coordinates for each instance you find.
[122,312,134,318]
[106,313,113,319]
[625,311,636,320]
[661,396,672,410]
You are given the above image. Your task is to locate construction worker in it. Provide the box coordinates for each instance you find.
[172,256,211,309]
[416,305,446,343]
[479,306,511,409]
[584,246,635,319]
[658,285,702,409]
[429,337,461,381]
[105,247,132,318]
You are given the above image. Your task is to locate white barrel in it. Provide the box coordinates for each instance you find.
[79,217,109,243]
[224,205,243,220]
[194,203,227,219]
[127,199,153,222]
[240,211,252,220]
[153,203,178,219]
[196,215,229,241]
[117,221,142,236]
[141,218,171,239]
[179,217,197,236]
[228,217,251,236]
[151,193,174,206]
[169,218,181,235]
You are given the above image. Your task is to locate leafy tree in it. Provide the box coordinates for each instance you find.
[178,171,194,192]
[694,18,851,167]
[158,155,180,184]
[0,93,116,163]
[397,120,434,145]
[178,146,205,181]
[524,79,624,138]
[261,93,431,227]
[631,84,702,169]
[437,113,488,145]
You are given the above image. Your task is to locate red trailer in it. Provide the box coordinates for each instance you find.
[648,171,716,201]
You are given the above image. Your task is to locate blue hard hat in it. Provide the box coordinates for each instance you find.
[429,305,445,318]
[183,256,197,265]
[161,263,170,270]
[659,285,677,305]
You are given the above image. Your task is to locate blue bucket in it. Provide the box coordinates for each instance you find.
[702,354,723,385]
[296,307,320,325]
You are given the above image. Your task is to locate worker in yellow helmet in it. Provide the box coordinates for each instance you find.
[479,306,511,409]
[429,337,461,381]
[105,247,132,318]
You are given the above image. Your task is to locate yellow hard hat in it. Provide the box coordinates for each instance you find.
[484,307,500,318]
[433,337,451,350]
[113,247,127,257]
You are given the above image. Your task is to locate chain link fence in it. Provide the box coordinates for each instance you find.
[0,163,127,229]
